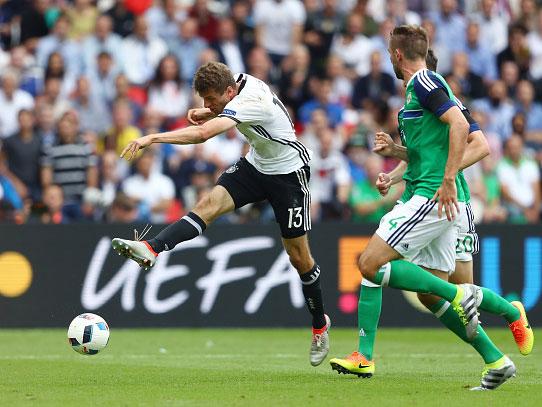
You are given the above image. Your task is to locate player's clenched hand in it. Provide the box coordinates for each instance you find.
[376,172,392,196]
[187,108,214,125]
[120,135,153,160]
[372,132,395,157]
[432,178,460,221]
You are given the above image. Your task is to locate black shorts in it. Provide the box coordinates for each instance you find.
[217,158,311,239]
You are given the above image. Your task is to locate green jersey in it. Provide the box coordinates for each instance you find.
[400,69,468,202]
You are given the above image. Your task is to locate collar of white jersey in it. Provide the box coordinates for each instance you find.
[235,73,248,94]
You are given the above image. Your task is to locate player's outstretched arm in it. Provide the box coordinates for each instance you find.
[120,117,237,160]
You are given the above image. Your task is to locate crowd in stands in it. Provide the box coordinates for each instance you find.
[0,0,540,225]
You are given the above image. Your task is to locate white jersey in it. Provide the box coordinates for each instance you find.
[217,73,312,175]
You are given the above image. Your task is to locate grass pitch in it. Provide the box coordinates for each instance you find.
[0,328,540,406]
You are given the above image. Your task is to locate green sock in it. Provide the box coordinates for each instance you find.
[357,284,382,360]
[479,288,520,323]
[373,260,457,302]
[430,299,504,364]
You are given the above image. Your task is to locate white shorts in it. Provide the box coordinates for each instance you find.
[375,195,461,274]
[454,202,479,262]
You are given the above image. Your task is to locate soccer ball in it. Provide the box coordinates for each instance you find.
[67,313,110,355]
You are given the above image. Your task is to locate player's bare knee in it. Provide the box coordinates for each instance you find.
[358,251,377,279]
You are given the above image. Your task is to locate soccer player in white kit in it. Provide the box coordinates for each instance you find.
[112,62,330,366]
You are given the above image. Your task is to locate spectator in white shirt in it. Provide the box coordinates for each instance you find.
[122,148,175,224]
[497,134,541,223]
[527,8,542,80]
[309,127,351,221]
[36,14,81,77]
[81,14,123,75]
[0,69,34,139]
[254,0,306,67]
[331,13,374,78]
[148,54,191,123]
[211,18,246,75]
[472,0,509,55]
[120,15,168,86]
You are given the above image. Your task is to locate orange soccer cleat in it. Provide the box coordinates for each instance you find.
[508,301,534,355]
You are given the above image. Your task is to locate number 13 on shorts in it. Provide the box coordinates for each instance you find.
[288,207,303,228]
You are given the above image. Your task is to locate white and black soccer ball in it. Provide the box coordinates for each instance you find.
[67,313,110,355]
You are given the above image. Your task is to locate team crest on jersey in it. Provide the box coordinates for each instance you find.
[406,92,412,104]
[223,109,237,116]
[225,163,238,173]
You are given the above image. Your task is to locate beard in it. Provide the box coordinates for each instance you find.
[392,62,403,80]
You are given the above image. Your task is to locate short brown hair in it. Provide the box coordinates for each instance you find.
[390,25,428,61]
[193,62,236,95]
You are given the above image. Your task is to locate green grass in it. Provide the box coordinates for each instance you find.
[0,328,540,406]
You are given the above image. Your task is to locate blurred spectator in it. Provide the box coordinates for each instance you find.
[203,127,244,171]
[0,69,34,138]
[80,186,104,221]
[472,0,508,55]
[106,0,135,37]
[188,0,219,43]
[446,52,486,100]
[387,0,421,26]
[172,18,208,83]
[246,46,274,84]
[81,14,123,75]
[497,23,530,79]
[299,77,344,128]
[88,51,118,107]
[371,18,397,77]
[6,46,42,97]
[472,80,515,141]
[100,98,142,157]
[37,184,66,224]
[148,54,190,122]
[0,109,41,201]
[350,0,379,37]
[120,14,167,86]
[145,0,183,47]
[39,76,71,120]
[279,44,311,118]
[427,0,466,54]
[71,76,111,134]
[41,112,98,204]
[35,102,56,147]
[527,8,542,80]
[211,17,246,75]
[330,13,374,78]
[352,50,396,109]
[44,51,77,97]
[501,60,520,98]
[36,14,81,77]
[350,155,398,223]
[303,0,345,72]
[325,54,353,106]
[19,0,49,49]
[231,0,255,54]
[299,108,342,153]
[422,18,452,74]
[309,127,351,220]
[462,20,498,82]
[99,150,121,208]
[107,191,139,223]
[113,73,143,123]
[66,0,99,41]
[515,80,542,132]
[254,0,306,67]
[122,149,175,223]
[516,0,537,32]
[497,134,540,223]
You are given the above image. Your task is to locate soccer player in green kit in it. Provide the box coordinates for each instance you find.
[329,26,533,390]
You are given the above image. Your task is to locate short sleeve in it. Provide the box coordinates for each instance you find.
[290,1,306,24]
[412,70,456,117]
[218,94,268,124]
